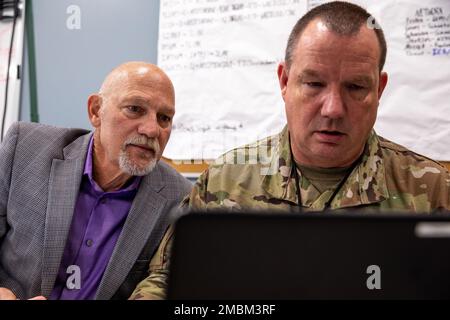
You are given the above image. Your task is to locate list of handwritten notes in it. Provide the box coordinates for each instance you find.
[159,0,305,159]
[405,6,450,56]
[159,0,302,72]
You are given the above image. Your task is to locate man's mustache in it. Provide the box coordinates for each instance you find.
[123,135,160,154]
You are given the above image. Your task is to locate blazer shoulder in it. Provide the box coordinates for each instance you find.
[11,121,89,152]
[14,121,88,141]
[3,122,90,165]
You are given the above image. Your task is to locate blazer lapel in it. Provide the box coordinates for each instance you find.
[95,165,168,300]
[41,134,91,297]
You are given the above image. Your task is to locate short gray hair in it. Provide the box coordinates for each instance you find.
[285,1,387,72]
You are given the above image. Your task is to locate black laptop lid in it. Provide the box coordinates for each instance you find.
[167,211,450,300]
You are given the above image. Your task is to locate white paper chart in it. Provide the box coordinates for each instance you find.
[159,0,450,161]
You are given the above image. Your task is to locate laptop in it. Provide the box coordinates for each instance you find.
[167,210,450,299]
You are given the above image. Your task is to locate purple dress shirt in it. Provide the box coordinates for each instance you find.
[50,136,142,300]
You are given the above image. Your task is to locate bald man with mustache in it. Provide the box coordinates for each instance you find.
[0,62,192,300]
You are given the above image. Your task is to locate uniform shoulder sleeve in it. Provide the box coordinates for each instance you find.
[379,137,450,211]
[128,226,175,300]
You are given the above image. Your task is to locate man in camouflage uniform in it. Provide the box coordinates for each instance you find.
[184,127,450,212]
[129,1,450,299]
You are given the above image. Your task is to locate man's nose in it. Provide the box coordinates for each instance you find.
[321,87,345,119]
[137,114,160,138]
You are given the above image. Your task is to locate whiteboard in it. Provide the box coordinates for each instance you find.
[159,0,305,160]
[0,1,25,140]
[159,0,450,161]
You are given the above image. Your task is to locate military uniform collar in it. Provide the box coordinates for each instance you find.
[261,126,390,209]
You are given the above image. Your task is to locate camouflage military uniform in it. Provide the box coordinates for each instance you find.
[129,125,450,299]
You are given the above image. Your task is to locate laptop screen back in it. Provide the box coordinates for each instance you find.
[168,211,450,299]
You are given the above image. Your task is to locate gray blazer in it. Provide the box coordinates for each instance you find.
[0,121,192,299]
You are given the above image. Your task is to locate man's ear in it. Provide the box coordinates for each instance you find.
[88,94,102,128]
[277,62,289,101]
[378,72,388,99]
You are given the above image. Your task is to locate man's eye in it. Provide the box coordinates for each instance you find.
[305,82,324,88]
[126,106,142,113]
[347,84,365,90]
[158,114,172,123]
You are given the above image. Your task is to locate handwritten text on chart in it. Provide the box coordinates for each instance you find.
[405,6,450,56]
[159,0,301,71]
[173,122,244,133]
